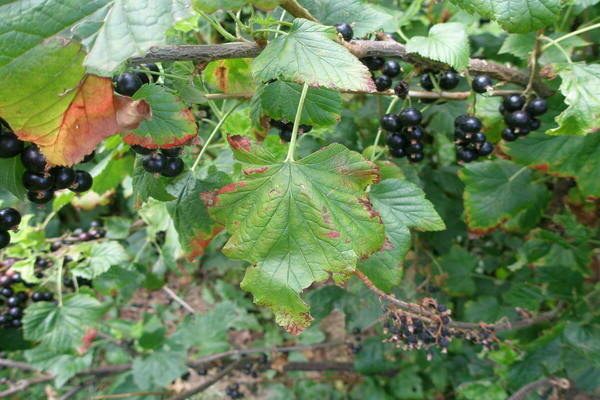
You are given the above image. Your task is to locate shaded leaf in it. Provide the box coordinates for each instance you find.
[406,23,470,71]
[132,349,188,390]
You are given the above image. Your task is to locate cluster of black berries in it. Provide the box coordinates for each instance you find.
[133,145,185,178]
[0,208,21,250]
[239,353,269,378]
[347,327,363,354]
[382,108,426,162]
[500,95,547,141]
[454,115,494,162]
[270,119,312,142]
[362,56,406,94]
[225,383,244,399]
[0,270,53,329]
[49,220,106,253]
[113,63,159,97]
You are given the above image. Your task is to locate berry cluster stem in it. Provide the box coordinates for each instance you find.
[285,82,310,163]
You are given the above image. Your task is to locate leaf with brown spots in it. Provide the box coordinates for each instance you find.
[204,59,255,94]
[209,137,383,333]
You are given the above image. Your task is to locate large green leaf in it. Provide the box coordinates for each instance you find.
[209,136,383,333]
[406,23,470,71]
[132,349,188,390]
[23,294,105,351]
[167,169,230,261]
[252,19,375,92]
[193,0,278,13]
[256,81,342,126]
[85,0,192,72]
[25,346,93,388]
[125,85,198,148]
[360,179,445,292]
[439,246,477,296]
[299,0,394,37]
[450,0,561,33]
[459,160,550,233]
[547,64,600,136]
[505,132,600,198]
[88,241,130,278]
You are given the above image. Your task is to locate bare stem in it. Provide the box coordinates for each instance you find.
[284,82,310,163]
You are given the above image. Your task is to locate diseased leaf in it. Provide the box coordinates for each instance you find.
[450,0,561,33]
[505,132,600,198]
[547,64,600,136]
[204,59,256,94]
[125,85,198,148]
[459,160,550,233]
[252,19,375,92]
[406,23,470,71]
[299,0,394,37]
[209,136,383,333]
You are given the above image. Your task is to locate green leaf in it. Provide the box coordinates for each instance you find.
[132,349,188,390]
[125,85,198,148]
[23,294,104,351]
[193,0,278,13]
[204,58,256,94]
[167,169,230,260]
[0,157,26,200]
[257,81,342,126]
[91,151,135,194]
[85,0,193,72]
[439,246,477,296]
[449,0,561,33]
[499,33,536,59]
[457,381,507,400]
[388,368,424,399]
[132,158,176,205]
[360,179,445,292]
[505,132,600,198]
[406,23,470,71]
[547,64,600,136]
[25,345,93,388]
[252,19,375,92]
[459,160,550,232]
[209,136,382,333]
[94,266,144,298]
[88,241,130,278]
[298,0,395,37]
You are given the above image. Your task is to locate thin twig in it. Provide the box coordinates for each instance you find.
[59,379,96,400]
[169,359,246,400]
[508,377,570,400]
[92,391,170,399]
[163,286,196,314]
[278,0,317,21]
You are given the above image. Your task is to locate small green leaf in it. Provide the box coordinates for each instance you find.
[499,33,536,60]
[193,0,278,13]
[204,58,256,94]
[457,380,507,400]
[547,63,600,136]
[406,23,470,71]
[88,241,130,278]
[0,157,26,200]
[25,345,93,388]
[132,158,176,205]
[252,19,375,92]
[132,349,188,390]
[439,246,477,296]
[459,160,550,232]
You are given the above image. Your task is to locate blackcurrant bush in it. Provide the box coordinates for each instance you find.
[501,127,518,142]
[361,56,384,71]
[0,230,9,249]
[472,75,492,93]
[382,60,401,78]
[380,114,401,132]
[386,134,405,149]
[457,116,482,133]
[161,157,184,178]
[503,94,526,112]
[505,110,530,129]
[405,126,425,141]
[279,128,292,142]
[394,81,410,99]
[0,134,24,158]
[82,151,95,163]
[529,118,541,131]
[114,72,143,97]
[21,146,47,173]
[131,145,153,155]
[477,141,494,156]
[70,171,93,192]
[143,155,167,174]
[374,75,392,91]
[27,190,54,204]
[399,108,422,126]
[457,148,477,163]
[408,152,424,162]
[406,142,424,154]
[0,208,21,230]
[526,97,548,116]
[389,147,406,158]
[439,71,460,90]
[160,147,182,157]
[136,63,159,85]
[420,72,435,91]
[471,132,487,143]
[334,23,353,41]
[22,171,54,191]
[50,167,76,189]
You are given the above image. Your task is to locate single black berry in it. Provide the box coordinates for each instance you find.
[501,127,518,142]
[420,72,435,91]
[516,126,530,136]
[472,75,492,93]
[21,146,47,173]
[405,126,425,141]
[408,152,424,162]
[503,94,526,112]
[7,307,22,319]
[70,171,93,193]
[389,147,406,158]
[279,128,292,142]
[50,167,76,189]
[406,142,424,154]
[32,292,44,302]
[0,230,9,249]
[505,110,531,129]
[457,116,482,133]
[0,287,12,297]
[335,23,353,41]
[454,129,467,142]
[382,60,401,78]
[161,157,184,178]
[7,296,19,307]
[374,75,392,92]
[361,56,385,71]
[0,208,21,231]
[380,114,401,132]
[0,134,24,158]
[386,134,405,149]
[27,190,54,204]
[42,292,54,301]
[457,148,477,163]
[529,118,541,131]
[160,147,182,157]
[82,151,95,163]
[114,72,143,97]
[454,115,470,129]
[470,132,486,143]
[399,108,422,126]
[394,81,410,99]
[131,145,153,155]
[439,71,460,90]
[526,98,548,116]
[477,141,494,156]
[22,171,54,191]
[143,155,167,174]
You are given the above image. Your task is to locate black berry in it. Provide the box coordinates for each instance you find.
[361,56,385,71]
[374,75,392,92]
[143,155,167,174]
[501,127,518,142]
[136,63,160,85]
[470,132,486,143]
[21,146,47,173]
[161,157,184,178]
[382,60,401,78]
[406,142,424,154]
[27,190,54,204]
[405,126,425,141]
[477,141,494,156]
[386,134,405,149]
[50,167,76,189]
[389,147,406,158]
[114,72,143,97]
[503,94,526,112]
[472,75,492,93]
[380,114,401,132]
[408,152,425,162]
[457,148,477,163]
[529,118,541,131]
[394,81,410,99]
[439,71,460,90]
[0,208,21,231]
[70,171,93,193]
[161,147,182,157]
[22,171,54,191]
[420,72,435,91]
[0,230,9,249]
[0,133,24,158]
[457,116,482,133]
[526,98,548,116]
[131,145,153,155]
[399,108,422,126]
[335,23,353,41]
[505,110,530,129]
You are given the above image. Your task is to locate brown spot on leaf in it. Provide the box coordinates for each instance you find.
[321,207,332,226]
[227,135,251,151]
[200,190,218,207]
[285,312,313,335]
[381,239,395,250]
[358,197,381,220]
[243,167,268,175]
[218,181,247,195]
[327,231,340,238]
[215,65,228,92]
[186,225,224,261]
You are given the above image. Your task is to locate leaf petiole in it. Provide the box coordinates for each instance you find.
[285,82,310,163]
